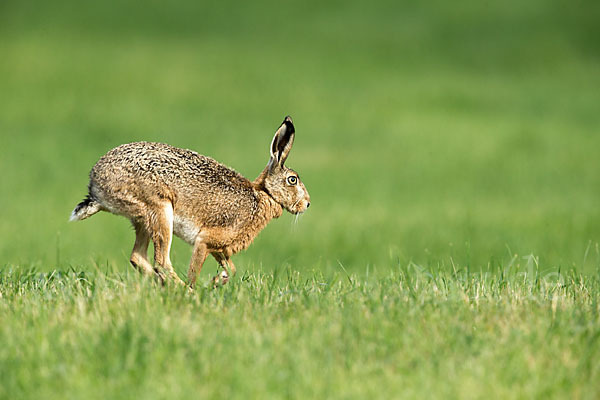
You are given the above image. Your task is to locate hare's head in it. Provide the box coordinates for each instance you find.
[261,116,310,215]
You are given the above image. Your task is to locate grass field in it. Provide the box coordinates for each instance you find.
[1,267,599,399]
[1,0,600,398]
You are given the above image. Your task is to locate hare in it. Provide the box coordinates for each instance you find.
[70,116,310,287]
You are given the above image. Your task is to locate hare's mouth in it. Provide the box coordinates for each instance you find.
[288,199,310,215]
[286,206,304,215]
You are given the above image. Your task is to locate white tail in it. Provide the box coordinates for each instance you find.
[70,197,101,221]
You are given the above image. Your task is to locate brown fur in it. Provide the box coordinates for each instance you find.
[70,116,310,287]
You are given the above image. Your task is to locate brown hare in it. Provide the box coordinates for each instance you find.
[70,116,310,287]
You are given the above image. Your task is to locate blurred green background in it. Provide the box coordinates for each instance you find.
[1,0,599,277]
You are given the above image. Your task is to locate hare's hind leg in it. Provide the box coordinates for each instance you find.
[150,202,185,286]
[129,220,157,278]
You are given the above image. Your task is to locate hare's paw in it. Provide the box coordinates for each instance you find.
[212,270,230,288]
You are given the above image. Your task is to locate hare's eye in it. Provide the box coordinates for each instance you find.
[286,176,298,185]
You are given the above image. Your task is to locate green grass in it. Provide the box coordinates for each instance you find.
[1,0,600,398]
[1,267,599,400]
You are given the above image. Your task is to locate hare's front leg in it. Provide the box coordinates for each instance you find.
[150,202,185,286]
[188,240,208,288]
[211,252,236,286]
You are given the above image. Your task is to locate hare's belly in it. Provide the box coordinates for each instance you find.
[173,215,200,245]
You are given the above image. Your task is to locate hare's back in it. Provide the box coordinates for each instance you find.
[91,142,253,201]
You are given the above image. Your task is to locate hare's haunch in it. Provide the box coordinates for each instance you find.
[70,116,310,287]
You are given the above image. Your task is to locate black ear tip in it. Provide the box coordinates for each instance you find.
[282,115,295,133]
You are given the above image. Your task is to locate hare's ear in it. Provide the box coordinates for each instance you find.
[269,116,295,169]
